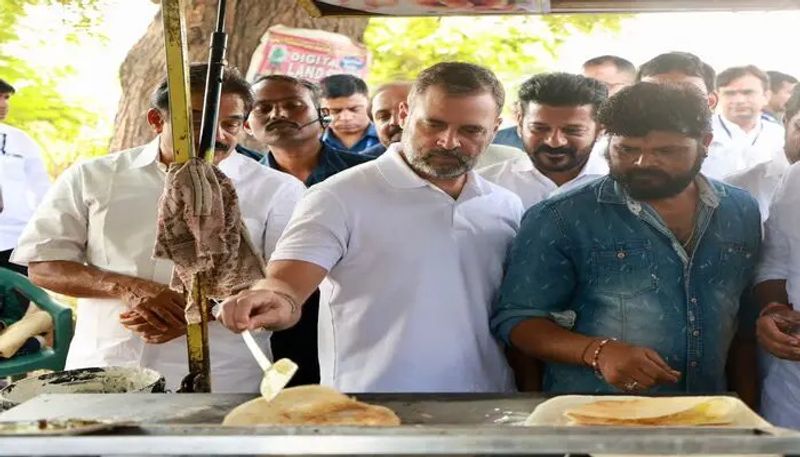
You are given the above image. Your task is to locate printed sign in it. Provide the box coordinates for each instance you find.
[246,25,370,83]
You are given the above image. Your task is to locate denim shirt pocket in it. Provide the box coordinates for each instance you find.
[589,240,658,298]
[713,242,756,289]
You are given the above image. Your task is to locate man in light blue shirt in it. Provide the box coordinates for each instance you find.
[491,82,761,402]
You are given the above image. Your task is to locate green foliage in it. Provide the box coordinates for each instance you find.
[363,14,626,106]
[0,0,109,178]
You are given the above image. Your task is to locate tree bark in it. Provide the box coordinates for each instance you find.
[109,0,368,152]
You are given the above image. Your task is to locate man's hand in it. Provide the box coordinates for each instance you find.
[117,280,186,332]
[119,310,186,344]
[218,288,300,333]
[596,340,681,391]
[757,303,800,360]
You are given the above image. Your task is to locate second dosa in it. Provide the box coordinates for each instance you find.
[564,396,737,426]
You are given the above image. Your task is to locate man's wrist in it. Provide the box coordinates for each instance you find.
[760,302,792,318]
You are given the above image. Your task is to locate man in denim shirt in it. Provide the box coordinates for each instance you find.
[491,83,761,401]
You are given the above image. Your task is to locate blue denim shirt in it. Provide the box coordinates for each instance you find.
[492,126,524,150]
[491,175,761,394]
[322,123,381,154]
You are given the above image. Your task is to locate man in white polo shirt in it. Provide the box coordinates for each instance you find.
[12,65,305,392]
[478,73,608,210]
[0,78,51,275]
[219,62,522,393]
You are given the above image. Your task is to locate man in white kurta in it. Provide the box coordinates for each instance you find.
[218,62,522,393]
[754,161,800,428]
[744,87,800,426]
[478,73,608,209]
[12,65,305,392]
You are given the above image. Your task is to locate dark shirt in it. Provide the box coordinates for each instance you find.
[322,123,381,154]
[493,126,524,150]
[361,142,387,158]
[261,141,373,187]
[234,144,264,162]
[260,141,374,386]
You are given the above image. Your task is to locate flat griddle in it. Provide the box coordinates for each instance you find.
[0,392,798,456]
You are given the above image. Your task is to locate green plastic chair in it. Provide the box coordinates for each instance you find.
[0,268,74,377]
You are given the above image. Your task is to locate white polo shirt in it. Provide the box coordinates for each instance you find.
[477,148,607,210]
[12,139,306,392]
[704,114,784,179]
[0,122,51,251]
[755,162,800,428]
[271,143,522,393]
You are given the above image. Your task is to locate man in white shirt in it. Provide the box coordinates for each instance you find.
[706,65,784,179]
[12,64,305,392]
[0,79,51,275]
[478,73,608,209]
[755,158,800,428]
[364,80,526,168]
[726,86,800,222]
[218,62,523,393]
[750,87,800,428]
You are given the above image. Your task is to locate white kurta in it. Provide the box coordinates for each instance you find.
[477,149,607,210]
[12,140,305,392]
[724,149,790,222]
[271,144,522,393]
[0,123,51,251]
[755,162,800,428]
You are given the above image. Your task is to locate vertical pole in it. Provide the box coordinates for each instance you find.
[161,0,211,393]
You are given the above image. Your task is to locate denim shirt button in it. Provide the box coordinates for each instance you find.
[616,251,626,259]
[692,330,700,337]
[690,361,698,368]
[690,297,698,304]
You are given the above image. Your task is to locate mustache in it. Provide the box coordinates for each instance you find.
[423,148,470,163]
[534,144,577,156]
[624,168,672,181]
[265,119,299,130]
[387,125,403,140]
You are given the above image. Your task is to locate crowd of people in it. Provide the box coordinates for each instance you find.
[2,50,800,428]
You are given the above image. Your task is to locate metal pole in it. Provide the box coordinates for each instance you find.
[197,0,228,164]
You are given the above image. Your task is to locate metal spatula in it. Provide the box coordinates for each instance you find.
[211,300,298,401]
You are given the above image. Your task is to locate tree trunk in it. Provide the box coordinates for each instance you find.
[109,0,368,152]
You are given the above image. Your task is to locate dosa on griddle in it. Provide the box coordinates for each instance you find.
[564,397,737,426]
[222,385,401,426]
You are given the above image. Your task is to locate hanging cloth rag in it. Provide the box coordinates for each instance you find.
[153,157,265,324]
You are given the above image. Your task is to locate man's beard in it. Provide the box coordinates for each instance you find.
[609,150,705,200]
[529,142,594,174]
[402,136,477,179]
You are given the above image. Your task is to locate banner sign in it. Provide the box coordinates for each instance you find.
[247,25,370,83]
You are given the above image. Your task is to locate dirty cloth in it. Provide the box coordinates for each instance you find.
[154,158,265,324]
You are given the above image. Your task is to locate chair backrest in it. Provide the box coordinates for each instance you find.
[0,268,73,374]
